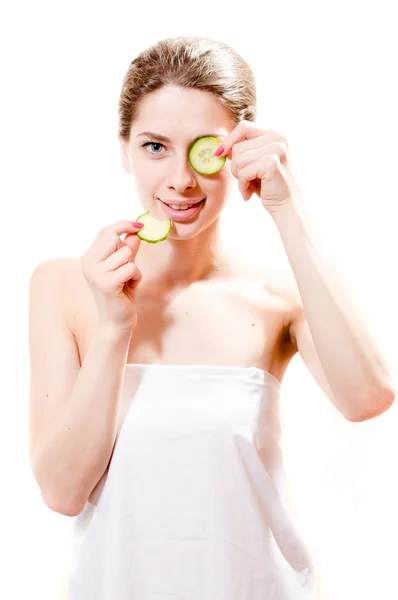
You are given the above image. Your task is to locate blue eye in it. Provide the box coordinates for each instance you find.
[142,141,165,154]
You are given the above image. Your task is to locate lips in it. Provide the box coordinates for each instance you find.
[158,198,206,222]
[162,199,204,208]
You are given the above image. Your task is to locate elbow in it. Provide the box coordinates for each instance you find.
[44,494,87,517]
[32,465,87,517]
[38,485,87,517]
[345,387,395,423]
[47,499,86,517]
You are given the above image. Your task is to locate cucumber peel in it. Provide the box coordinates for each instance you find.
[135,211,172,244]
[188,136,226,175]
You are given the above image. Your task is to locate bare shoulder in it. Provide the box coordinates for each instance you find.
[266,266,302,310]
[225,257,302,339]
[262,264,304,328]
[30,255,80,279]
[232,258,302,309]
[29,256,75,299]
[30,256,87,332]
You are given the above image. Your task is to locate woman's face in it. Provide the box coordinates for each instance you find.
[119,86,236,238]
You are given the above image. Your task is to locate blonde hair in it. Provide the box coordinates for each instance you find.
[118,36,257,140]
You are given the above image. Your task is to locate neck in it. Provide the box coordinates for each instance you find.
[137,217,229,290]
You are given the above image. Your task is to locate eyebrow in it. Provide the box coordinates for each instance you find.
[137,131,224,143]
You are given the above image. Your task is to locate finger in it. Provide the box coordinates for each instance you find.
[233,141,288,178]
[241,154,281,182]
[123,231,142,262]
[240,155,292,202]
[90,221,143,263]
[105,220,144,237]
[102,244,132,271]
[232,146,267,179]
[238,178,252,202]
[238,158,271,195]
[237,135,287,157]
[216,121,277,157]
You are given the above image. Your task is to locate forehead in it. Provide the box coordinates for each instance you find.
[132,86,234,138]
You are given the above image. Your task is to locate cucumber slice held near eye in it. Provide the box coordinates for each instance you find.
[135,211,172,244]
[188,136,226,175]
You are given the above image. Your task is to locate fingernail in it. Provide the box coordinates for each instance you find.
[133,222,144,228]
[214,145,225,157]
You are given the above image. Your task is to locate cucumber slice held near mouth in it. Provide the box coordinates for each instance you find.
[188,136,226,175]
[135,211,172,244]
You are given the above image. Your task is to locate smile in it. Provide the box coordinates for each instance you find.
[158,199,206,221]
[161,199,205,211]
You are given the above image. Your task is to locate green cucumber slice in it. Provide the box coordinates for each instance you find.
[188,136,226,175]
[135,211,172,243]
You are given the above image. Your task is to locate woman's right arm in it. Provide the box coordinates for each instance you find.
[29,259,134,517]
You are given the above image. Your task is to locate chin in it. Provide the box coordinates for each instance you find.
[167,225,206,240]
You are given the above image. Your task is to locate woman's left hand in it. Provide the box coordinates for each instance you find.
[215,120,301,213]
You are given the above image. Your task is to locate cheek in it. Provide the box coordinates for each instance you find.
[217,163,233,184]
[207,169,233,193]
[133,160,162,188]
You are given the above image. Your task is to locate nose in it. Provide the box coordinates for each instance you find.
[167,155,197,193]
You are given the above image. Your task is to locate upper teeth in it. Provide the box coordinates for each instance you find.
[166,202,197,210]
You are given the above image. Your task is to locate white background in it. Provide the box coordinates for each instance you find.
[1,0,398,598]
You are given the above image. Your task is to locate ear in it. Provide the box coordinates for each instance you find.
[117,133,132,174]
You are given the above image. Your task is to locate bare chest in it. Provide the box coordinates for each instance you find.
[73,275,295,386]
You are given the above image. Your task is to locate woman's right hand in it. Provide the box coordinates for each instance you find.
[81,220,144,332]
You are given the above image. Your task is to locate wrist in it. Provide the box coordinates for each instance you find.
[96,321,135,341]
[269,198,304,230]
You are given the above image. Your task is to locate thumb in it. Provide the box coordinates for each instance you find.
[124,232,142,262]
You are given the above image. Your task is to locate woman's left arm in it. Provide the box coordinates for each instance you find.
[272,200,394,422]
[218,121,395,421]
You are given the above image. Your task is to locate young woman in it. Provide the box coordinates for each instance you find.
[28,36,394,599]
